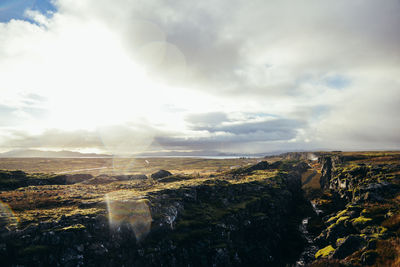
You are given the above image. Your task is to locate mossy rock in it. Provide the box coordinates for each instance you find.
[336,238,346,247]
[332,235,367,259]
[336,216,350,224]
[352,216,373,229]
[315,245,335,259]
[58,223,86,232]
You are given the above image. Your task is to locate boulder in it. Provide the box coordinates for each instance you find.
[151,170,172,179]
[332,235,366,259]
[247,161,269,171]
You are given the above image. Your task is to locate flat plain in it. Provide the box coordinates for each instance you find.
[0,157,261,176]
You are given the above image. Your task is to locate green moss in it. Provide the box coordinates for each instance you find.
[315,245,335,259]
[327,222,337,230]
[336,216,350,223]
[336,238,345,246]
[378,226,388,234]
[352,216,372,224]
[327,216,337,223]
[337,209,348,217]
[370,233,384,239]
[361,208,368,214]
[60,224,86,231]
[327,209,348,224]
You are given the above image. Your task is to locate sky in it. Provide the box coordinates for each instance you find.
[0,0,399,155]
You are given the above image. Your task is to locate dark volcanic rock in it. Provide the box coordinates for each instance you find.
[115,174,147,181]
[0,170,68,190]
[0,170,310,267]
[157,175,190,183]
[246,161,269,171]
[332,235,366,259]
[151,170,172,179]
[319,156,333,190]
[82,175,118,184]
[360,250,378,265]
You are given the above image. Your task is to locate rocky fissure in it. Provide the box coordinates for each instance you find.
[2,152,399,266]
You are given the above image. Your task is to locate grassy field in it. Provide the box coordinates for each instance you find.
[1,152,400,266]
[0,157,273,229]
[0,157,262,176]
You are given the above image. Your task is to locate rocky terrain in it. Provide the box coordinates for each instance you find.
[0,159,312,266]
[0,152,399,266]
[305,152,400,267]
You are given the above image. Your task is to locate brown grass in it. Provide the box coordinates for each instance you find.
[374,238,400,267]
[310,259,343,267]
[0,157,261,176]
[382,213,400,233]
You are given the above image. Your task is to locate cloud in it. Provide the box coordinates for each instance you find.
[194,119,304,135]
[0,122,160,155]
[0,0,399,153]
[0,128,103,150]
[0,93,49,127]
[315,77,400,150]
[185,112,230,128]
[155,115,306,153]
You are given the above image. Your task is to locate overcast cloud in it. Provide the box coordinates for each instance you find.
[0,0,399,154]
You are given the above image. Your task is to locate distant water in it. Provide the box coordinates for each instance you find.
[133,155,262,159]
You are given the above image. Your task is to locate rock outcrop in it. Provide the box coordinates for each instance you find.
[310,153,400,266]
[151,170,172,179]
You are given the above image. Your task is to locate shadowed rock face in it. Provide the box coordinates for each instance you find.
[319,156,333,190]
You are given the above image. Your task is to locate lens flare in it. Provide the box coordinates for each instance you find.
[105,193,152,241]
[98,124,155,158]
[0,201,19,230]
[138,41,187,84]
[110,157,138,175]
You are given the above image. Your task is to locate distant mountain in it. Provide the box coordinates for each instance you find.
[0,149,112,158]
[0,148,330,158]
[133,150,264,158]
